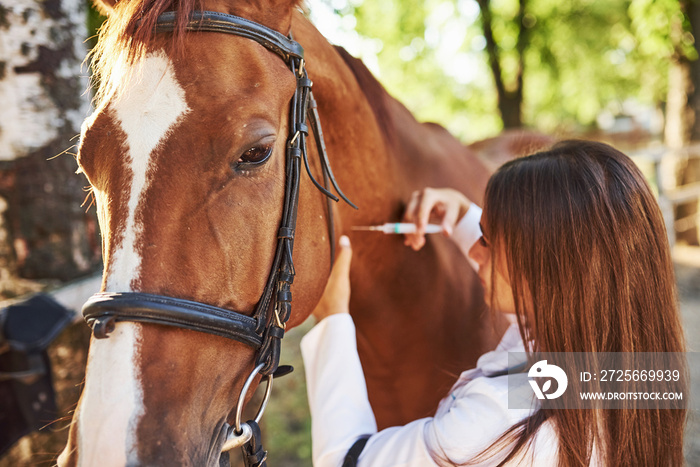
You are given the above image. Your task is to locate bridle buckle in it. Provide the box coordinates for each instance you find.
[273,308,286,329]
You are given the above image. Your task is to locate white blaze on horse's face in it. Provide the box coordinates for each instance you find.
[76,51,189,466]
[77,323,143,465]
[107,50,190,291]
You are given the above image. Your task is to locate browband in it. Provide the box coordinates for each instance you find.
[154,11,304,63]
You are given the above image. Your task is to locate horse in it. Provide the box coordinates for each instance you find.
[59,0,549,464]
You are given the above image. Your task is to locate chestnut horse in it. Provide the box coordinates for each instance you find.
[58,0,549,464]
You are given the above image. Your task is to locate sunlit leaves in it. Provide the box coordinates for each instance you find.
[312,0,689,138]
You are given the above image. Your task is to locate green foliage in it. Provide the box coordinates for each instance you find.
[630,0,696,60]
[322,0,530,136]
[317,0,501,140]
[522,0,640,130]
[312,0,688,140]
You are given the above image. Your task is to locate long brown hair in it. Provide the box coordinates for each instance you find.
[440,141,687,465]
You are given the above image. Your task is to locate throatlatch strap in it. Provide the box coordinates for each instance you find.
[155,11,304,63]
[241,420,268,467]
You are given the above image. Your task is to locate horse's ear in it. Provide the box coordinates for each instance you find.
[92,0,118,16]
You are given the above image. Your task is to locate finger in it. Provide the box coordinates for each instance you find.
[441,202,460,236]
[333,235,352,278]
[416,189,438,229]
[403,190,422,248]
[403,190,422,222]
[415,188,438,240]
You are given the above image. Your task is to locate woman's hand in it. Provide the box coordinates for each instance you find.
[403,188,472,251]
[311,236,353,322]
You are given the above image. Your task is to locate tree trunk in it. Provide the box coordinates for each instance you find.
[665,0,700,245]
[688,0,700,142]
[476,0,525,129]
[0,0,101,284]
[665,58,693,148]
[0,0,99,464]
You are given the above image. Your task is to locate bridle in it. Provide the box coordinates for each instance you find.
[81,10,356,466]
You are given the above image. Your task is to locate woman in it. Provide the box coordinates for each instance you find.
[301,140,687,466]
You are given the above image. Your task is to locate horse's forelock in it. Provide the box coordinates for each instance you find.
[89,0,200,107]
[90,0,302,106]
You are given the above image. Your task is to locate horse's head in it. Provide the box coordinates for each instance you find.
[60,1,341,464]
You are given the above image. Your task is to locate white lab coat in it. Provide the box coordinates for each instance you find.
[300,206,559,466]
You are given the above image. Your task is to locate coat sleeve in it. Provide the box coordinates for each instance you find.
[301,313,533,467]
[450,204,483,271]
[301,314,378,466]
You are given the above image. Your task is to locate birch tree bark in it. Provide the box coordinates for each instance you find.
[0,0,99,464]
[0,0,100,286]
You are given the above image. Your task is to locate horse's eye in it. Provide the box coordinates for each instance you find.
[237,145,273,165]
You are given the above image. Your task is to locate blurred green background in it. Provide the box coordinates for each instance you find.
[301,0,695,142]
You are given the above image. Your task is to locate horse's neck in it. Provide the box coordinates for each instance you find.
[295,13,501,428]
[298,14,490,212]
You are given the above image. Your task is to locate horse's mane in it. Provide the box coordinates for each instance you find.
[89,0,300,106]
[333,46,398,146]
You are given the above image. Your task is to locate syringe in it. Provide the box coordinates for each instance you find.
[352,223,444,234]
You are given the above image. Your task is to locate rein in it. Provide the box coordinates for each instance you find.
[81,10,356,466]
